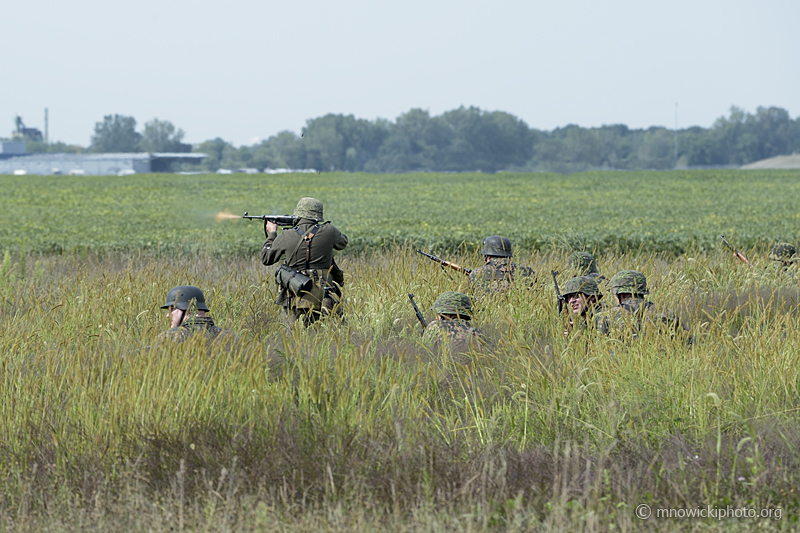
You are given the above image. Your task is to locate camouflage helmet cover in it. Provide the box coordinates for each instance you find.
[562,276,602,299]
[161,285,210,311]
[432,291,474,320]
[293,197,324,220]
[481,235,512,257]
[769,242,797,263]
[567,251,599,275]
[609,270,648,295]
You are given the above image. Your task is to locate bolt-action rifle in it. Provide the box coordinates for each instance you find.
[416,249,472,275]
[408,293,427,332]
[552,270,565,313]
[719,234,752,267]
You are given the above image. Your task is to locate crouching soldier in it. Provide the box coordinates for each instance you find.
[595,270,689,341]
[469,235,534,292]
[566,251,606,283]
[159,285,225,343]
[423,291,484,347]
[561,275,603,336]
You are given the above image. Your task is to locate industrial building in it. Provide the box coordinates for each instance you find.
[0,144,207,175]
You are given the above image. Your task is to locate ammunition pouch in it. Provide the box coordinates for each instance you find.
[275,265,313,296]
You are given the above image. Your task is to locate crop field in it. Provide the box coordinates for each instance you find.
[1,171,800,531]
[1,169,800,255]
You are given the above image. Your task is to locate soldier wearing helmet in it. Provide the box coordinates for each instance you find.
[566,251,606,283]
[769,242,798,274]
[158,285,224,343]
[468,235,533,292]
[260,197,348,327]
[422,291,484,346]
[594,270,687,339]
[561,276,603,335]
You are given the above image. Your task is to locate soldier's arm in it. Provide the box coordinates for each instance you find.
[260,230,283,266]
[331,226,348,251]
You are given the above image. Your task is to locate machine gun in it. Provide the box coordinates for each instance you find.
[416,249,472,275]
[242,212,298,238]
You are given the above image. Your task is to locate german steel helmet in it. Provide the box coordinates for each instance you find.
[481,235,512,257]
[432,291,474,320]
[609,270,648,295]
[562,276,602,298]
[769,243,797,263]
[293,197,324,220]
[567,251,599,276]
[161,285,210,311]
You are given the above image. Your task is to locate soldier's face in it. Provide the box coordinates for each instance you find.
[166,306,184,328]
[567,293,589,315]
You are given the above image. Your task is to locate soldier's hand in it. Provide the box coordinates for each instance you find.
[265,221,278,234]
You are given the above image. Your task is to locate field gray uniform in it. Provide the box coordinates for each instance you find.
[159,316,224,344]
[260,198,348,326]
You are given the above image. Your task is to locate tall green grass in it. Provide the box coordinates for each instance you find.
[0,246,797,531]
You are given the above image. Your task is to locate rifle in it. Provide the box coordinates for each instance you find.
[242,212,298,238]
[552,270,565,313]
[719,234,753,267]
[416,249,472,275]
[408,293,427,331]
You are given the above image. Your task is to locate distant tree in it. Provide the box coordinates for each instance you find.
[26,141,84,154]
[138,119,191,153]
[195,138,231,170]
[89,114,142,153]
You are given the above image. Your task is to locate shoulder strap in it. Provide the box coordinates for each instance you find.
[285,225,317,267]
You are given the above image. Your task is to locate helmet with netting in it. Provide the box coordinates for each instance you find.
[293,197,323,220]
[161,285,210,311]
[432,291,473,320]
[567,251,599,276]
[481,235,512,257]
[562,276,602,299]
[769,242,797,263]
[609,270,648,295]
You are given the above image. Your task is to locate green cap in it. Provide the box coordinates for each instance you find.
[609,270,648,295]
[432,291,473,320]
[562,276,602,298]
[293,197,323,220]
[161,285,210,311]
[481,235,513,257]
[567,251,599,276]
[770,243,797,263]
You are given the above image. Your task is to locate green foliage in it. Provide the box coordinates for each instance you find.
[138,118,191,153]
[1,170,800,257]
[89,114,142,153]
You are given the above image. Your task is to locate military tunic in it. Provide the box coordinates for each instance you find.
[158,316,224,344]
[423,318,484,346]
[594,297,686,339]
[261,218,348,322]
[468,259,533,292]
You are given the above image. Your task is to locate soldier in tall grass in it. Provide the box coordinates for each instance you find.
[566,251,606,283]
[769,242,798,276]
[422,291,484,347]
[595,270,687,340]
[468,235,534,292]
[561,275,603,336]
[158,285,224,343]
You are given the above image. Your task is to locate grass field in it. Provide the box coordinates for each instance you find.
[0,171,799,531]
[1,169,800,255]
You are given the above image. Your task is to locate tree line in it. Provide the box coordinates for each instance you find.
[24,106,800,173]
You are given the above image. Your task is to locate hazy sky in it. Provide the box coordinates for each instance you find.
[3,0,797,146]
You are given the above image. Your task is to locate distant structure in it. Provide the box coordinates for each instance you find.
[12,115,43,142]
[0,151,207,175]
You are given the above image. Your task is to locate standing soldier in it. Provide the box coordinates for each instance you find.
[423,291,484,347]
[566,251,606,283]
[159,285,225,343]
[260,197,348,327]
[469,235,534,292]
[594,270,687,340]
[561,275,603,336]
